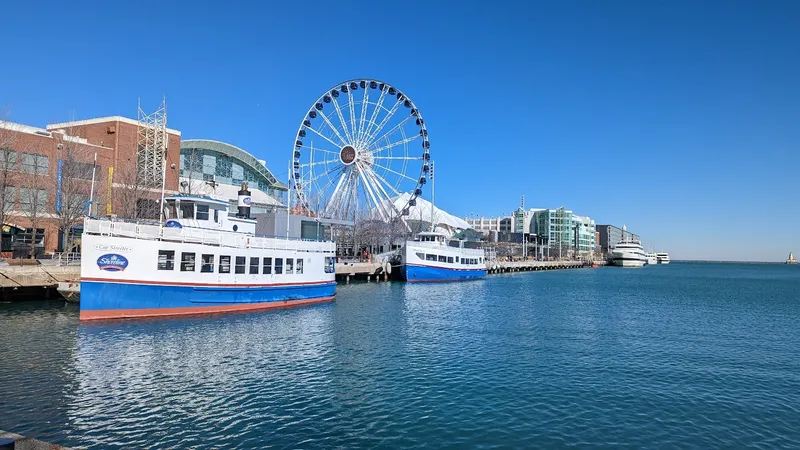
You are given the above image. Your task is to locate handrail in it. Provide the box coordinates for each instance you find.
[83,218,335,253]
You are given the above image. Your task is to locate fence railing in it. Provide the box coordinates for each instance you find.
[51,252,82,266]
[84,218,336,254]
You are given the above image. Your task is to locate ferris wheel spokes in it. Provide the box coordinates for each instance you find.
[292,79,429,223]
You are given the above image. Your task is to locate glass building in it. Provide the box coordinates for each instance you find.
[179,139,286,213]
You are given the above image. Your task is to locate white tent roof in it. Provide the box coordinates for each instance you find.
[375,193,470,232]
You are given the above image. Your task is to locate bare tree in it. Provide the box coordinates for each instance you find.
[112,160,162,220]
[52,128,97,251]
[0,112,21,229]
[18,166,49,258]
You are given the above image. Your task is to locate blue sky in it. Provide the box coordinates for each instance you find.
[2,0,799,261]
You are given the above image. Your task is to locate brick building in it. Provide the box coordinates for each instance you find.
[0,116,181,255]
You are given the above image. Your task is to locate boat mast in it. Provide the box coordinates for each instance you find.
[286,160,291,239]
[429,160,435,232]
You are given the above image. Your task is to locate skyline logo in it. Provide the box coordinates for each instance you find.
[97,254,129,272]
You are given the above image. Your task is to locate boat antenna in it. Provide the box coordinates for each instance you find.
[429,160,435,232]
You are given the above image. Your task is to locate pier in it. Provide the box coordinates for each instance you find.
[487,260,606,274]
[0,429,71,449]
[0,265,80,301]
[335,261,390,283]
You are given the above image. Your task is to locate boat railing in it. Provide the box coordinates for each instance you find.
[410,239,485,257]
[84,217,335,253]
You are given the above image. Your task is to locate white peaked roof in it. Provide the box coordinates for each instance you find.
[374,193,470,232]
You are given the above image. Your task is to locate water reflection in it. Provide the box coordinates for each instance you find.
[69,305,336,449]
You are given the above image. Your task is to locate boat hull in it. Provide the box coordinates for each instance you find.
[79,279,336,320]
[612,258,647,268]
[401,263,487,282]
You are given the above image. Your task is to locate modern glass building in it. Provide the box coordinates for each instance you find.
[179,139,286,214]
[572,215,596,256]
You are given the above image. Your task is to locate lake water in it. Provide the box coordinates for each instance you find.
[1,263,799,448]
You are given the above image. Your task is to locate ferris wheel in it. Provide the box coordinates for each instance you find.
[291,79,431,222]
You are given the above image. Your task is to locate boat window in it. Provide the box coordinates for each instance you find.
[157,250,174,270]
[235,256,246,274]
[447,256,454,264]
[214,209,219,223]
[249,257,259,274]
[263,257,272,274]
[286,258,294,274]
[324,257,335,273]
[426,254,437,261]
[179,201,194,219]
[201,254,214,273]
[181,252,196,272]
[296,258,303,274]
[438,255,447,263]
[455,256,459,263]
[275,258,283,274]
[196,204,209,221]
[415,252,425,260]
[479,258,483,263]
[219,255,231,273]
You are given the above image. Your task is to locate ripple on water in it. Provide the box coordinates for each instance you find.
[1,264,800,448]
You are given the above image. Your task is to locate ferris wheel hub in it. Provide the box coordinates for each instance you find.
[340,145,357,165]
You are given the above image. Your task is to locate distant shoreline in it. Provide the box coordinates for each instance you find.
[673,260,787,265]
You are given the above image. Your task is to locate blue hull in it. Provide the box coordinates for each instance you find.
[401,264,487,282]
[80,280,337,320]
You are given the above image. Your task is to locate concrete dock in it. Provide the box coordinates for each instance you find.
[0,429,71,449]
[487,260,607,274]
[0,264,80,301]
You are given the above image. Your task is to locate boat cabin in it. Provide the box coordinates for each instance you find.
[415,231,447,244]
[163,195,256,234]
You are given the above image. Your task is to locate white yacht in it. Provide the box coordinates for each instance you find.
[656,252,671,264]
[645,252,658,265]
[611,238,647,267]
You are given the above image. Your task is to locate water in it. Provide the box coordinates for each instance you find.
[2,263,800,448]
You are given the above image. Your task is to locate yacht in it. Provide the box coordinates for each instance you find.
[395,232,487,282]
[645,252,658,265]
[656,252,671,264]
[611,238,647,267]
[787,252,798,265]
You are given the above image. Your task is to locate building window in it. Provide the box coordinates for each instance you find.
[0,150,18,171]
[235,256,246,274]
[19,188,47,213]
[21,153,48,174]
[249,257,259,274]
[196,204,209,221]
[286,258,294,274]
[274,257,283,274]
[296,258,303,274]
[64,160,96,180]
[157,250,175,270]
[202,154,216,175]
[201,254,214,272]
[219,255,231,273]
[231,163,244,182]
[263,257,272,274]
[181,252,196,271]
[215,157,232,178]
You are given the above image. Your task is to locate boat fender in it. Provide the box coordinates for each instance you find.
[385,262,392,274]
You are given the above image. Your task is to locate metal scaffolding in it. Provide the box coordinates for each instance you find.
[137,98,168,189]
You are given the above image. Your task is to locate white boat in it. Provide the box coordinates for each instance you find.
[645,252,658,265]
[787,252,798,265]
[79,184,337,321]
[656,252,671,264]
[611,238,647,267]
[397,232,487,282]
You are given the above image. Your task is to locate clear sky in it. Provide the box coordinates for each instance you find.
[2,0,799,261]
